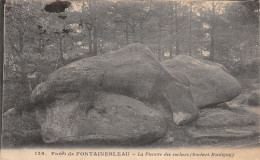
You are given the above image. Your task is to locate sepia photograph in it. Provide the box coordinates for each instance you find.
[0,0,259,159]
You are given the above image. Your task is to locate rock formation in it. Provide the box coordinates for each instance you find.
[162,55,242,108]
[31,44,198,144]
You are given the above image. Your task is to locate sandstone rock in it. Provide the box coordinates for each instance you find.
[31,44,198,144]
[187,126,258,139]
[196,108,256,127]
[165,70,190,87]
[200,59,229,73]
[37,92,166,144]
[162,55,242,108]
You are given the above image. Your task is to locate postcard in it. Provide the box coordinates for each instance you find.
[1,0,259,160]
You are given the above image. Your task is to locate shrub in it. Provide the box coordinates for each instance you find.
[2,111,43,148]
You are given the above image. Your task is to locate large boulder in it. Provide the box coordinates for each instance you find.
[162,55,242,108]
[31,44,198,144]
[36,92,166,144]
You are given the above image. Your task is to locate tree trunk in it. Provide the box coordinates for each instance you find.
[210,27,215,61]
[0,0,4,75]
[88,28,93,55]
[226,49,229,62]
[59,37,65,65]
[175,3,180,55]
[176,39,180,55]
[157,24,162,62]
[200,37,203,56]
[189,2,192,56]
[4,54,9,79]
[20,60,30,98]
[209,1,215,62]
[0,0,5,132]
[169,43,173,59]
[125,19,129,45]
[100,40,104,54]
[93,26,98,56]
[139,23,144,44]
[18,31,29,83]
[20,62,27,83]
[169,4,174,59]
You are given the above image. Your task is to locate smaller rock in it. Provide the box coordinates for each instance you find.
[247,91,260,106]
[173,112,192,126]
[196,108,256,127]
[187,126,258,139]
